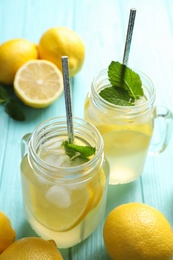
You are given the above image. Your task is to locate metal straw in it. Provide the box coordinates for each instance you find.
[61,56,74,144]
[122,8,136,65]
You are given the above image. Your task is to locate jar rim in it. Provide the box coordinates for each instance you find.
[28,116,104,180]
[91,67,156,112]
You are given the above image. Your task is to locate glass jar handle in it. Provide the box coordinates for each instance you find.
[21,133,31,159]
[149,106,173,155]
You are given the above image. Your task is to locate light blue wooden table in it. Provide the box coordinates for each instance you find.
[0,0,173,259]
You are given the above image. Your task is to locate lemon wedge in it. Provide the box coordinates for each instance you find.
[14,60,63,108]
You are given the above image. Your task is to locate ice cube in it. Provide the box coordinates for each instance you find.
[46,185,72,208]
[135,96,146,106]
[43,138,62,150]
[55,155,71,167]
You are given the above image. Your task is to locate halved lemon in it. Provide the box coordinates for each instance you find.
[14,60,63,108]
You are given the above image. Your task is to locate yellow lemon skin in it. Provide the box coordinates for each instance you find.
[38,27,85,77]
[103,202,173,260]
[0,211,16,254]
[0,237,64,260]
[0,39,38,85]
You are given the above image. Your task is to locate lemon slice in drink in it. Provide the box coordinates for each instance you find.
[89,168,106,210]
[30,184,95,232]
[97,123,152,136]
[14,60,63,108]
[30,175,105,232]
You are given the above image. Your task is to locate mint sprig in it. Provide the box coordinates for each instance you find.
[61,141,96,162]
[99,61,144,106]
[5,97,25,121]
[0,86,9,104]
[0,85,25,121]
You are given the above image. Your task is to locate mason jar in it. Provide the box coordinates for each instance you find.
[20,116,110,248]
[84,68,173,185]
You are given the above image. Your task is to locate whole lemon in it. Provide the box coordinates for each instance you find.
[0,237,64,260]
[0,211,16,254]
[0,39,38,85]
[103,202,173,260]
[38,27,85,77]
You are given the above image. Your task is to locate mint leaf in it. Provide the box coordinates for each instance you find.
[0,85,9,104]
[99,61,144,106]
[0,84,26,121]
[99,86,134,106]
[62,141,96,162]
[5,97,25,121]
[108,61,143,99]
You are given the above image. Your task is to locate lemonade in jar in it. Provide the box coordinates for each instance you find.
[20,116,109,248]
[84,62,173,184]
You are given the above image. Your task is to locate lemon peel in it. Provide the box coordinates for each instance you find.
[103,202,173,260]
[0,39,38,85]
[0,211,16,254]
[38,27,85,77]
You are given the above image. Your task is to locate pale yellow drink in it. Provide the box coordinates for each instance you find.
[84,69,155,184]
[20,117,109,248]
[84,103,153,183]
